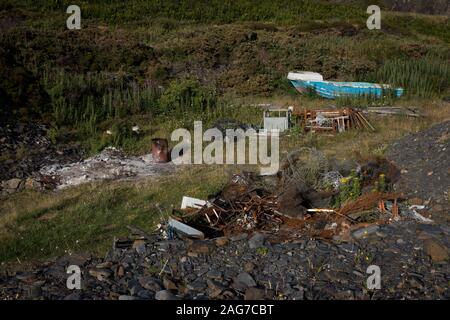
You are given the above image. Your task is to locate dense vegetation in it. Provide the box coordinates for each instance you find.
[0,0,449,152]
[0,0,449,264]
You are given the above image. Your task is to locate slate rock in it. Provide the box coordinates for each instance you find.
[248,233,265,249]
[155,290,178,300]
[235,272,257,288]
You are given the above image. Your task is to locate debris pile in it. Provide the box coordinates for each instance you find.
[177,173,282,236]
[168,149,434,242]
[293,108,375,133]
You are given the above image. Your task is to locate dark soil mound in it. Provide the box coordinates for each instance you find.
[0,122,83,181]
[386,121,450,204]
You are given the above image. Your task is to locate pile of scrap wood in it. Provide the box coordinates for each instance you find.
[294,108,374,133]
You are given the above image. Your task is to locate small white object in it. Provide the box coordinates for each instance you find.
[408,205,433,223]
[181,196,210,209]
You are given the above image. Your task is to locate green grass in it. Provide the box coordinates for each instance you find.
[367,57,450,97]
[0,166,229,264]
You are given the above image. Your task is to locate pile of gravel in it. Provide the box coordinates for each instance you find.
[386,121,450,205]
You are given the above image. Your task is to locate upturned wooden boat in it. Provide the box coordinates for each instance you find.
[288,71,404,99]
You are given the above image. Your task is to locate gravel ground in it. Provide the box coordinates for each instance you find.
[1,220,448,300]
[1,122,449,300]
[386,121,450,205]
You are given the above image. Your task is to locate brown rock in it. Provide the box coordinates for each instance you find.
[89,268,113,281]
[214,237,229,247]
[244,262,255,273]
[96,261,113,269]
[244,287,266,300]
[424,239,449,262]
[206,279,225,298]
[115,265,125,278]
[187,241,214,256]
[163,277,178,291]
[24,178,41,190]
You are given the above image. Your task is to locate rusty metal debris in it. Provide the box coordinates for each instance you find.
[152,138,170,163]
[179,174,283,235]
[166,155,427,242]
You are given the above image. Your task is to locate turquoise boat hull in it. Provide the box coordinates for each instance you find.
[290,80,404,99]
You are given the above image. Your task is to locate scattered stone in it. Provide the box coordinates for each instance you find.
[187,241,213,256]
[352,225,379,239]
[155,290,178,300]
[24,178,41,190]
[89,268,113,281]
[409,198,424,206]
[64,292,81,300]
[244,262,255,273]
[230,233,248,242]
[133,240,146,255]
[2,219,449,300]
[206,279,226,294]
[138,276,162,291]
[96,261,113,269]
[2,178,23,191]
[235,272,257,288]
[248,233,266,249]
[27,285,42,299]
[187,279,207,291]
[206,270,222,280]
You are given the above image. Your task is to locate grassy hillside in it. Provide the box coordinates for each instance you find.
[0,1,449,265]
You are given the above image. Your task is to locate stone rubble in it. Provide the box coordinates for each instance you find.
[1,220,448,300]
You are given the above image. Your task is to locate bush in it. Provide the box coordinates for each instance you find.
[0,47,49,122]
